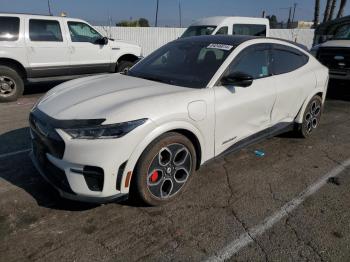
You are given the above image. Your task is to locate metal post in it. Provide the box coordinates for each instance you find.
[179,0,182,27]
[48,0,53,16]
[155,0,159,27]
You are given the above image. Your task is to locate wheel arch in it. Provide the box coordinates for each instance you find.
[295,91,324,124]
[117,53,139,64]
[0,58,27,79]
[120,121,206,194]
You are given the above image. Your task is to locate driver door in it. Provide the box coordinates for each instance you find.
[66,21,111,74]
[214,44,276,155]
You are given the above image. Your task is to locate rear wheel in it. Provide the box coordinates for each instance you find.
[132,132,196,206]
[296,95,323,138]
[117,61,134,73]
[0,66,24,102]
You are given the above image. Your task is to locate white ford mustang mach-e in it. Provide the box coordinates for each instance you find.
[30,35,329,205]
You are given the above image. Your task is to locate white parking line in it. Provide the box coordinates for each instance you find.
[206,158,350,262]
[0,149,31,159]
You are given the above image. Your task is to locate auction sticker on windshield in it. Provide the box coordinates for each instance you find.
[207,43,234,51]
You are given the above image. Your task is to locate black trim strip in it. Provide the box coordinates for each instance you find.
[31,108,106,129]
[203,122,295,167]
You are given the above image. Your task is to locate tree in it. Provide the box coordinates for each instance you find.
[329,0,338,20]
[313,0,320,28]
[323,0,333,22]
[138,18,150,27]
[266,15,279,29]
[337,0,348,18]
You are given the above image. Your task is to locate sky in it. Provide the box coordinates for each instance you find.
[1,0,350,27]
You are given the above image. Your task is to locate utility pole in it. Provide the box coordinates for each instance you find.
[178,0,182,27]
[155,0,159,27]
[291,3,297,23]
[287,7,292,28]
[47,0,53,16]
[262,10,266,18]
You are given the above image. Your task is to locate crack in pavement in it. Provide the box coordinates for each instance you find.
[285,216,326,262]
[223,159,270,262]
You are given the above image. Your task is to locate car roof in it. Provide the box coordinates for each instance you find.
[175,35,308,51]
[0,12,74,20]
[190,16,269,26]
[176,35,258,45]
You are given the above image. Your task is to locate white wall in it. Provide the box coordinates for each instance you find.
[96,26,315,56]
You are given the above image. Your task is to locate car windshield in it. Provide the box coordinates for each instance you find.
[128,41,235,88]
[181,26,217,38]
[332,23,350,40]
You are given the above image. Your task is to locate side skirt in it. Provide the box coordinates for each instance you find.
[203,122,295,167]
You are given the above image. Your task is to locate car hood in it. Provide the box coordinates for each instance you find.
[37,74,191,121]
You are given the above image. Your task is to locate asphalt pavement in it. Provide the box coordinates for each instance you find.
[0,81,349,262]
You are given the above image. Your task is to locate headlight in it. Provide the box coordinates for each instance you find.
[63,118,147,139]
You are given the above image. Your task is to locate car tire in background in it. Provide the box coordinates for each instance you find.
[117,61,134,73]
[0,66,24,102]
[296,95,323,138]
[132,132,197,206]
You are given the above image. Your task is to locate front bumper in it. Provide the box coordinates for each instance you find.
[329,69,350,80]
[29,108,155,203]
[30,150,128,203]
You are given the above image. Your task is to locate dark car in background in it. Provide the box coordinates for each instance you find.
[311,15,350,81]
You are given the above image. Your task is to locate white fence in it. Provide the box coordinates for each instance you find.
[97,26,315,56]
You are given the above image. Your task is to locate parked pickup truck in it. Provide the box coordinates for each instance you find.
[0,13,142,102]
[311,15,350,81]
[181,16,270,38]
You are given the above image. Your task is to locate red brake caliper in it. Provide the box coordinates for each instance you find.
[150,171,159,182]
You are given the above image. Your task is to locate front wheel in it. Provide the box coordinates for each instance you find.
[296,95,323,138]
[0,66,24,102]
[117,61,134,73]
[132,132,196,206]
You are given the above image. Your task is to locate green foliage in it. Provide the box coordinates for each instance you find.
[116,18,150,27]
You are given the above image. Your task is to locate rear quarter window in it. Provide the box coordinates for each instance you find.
[233,24,266,36]
[272,45,309,75]
[0,17,20,41]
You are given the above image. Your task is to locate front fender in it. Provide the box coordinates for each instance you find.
[120,120,206,193]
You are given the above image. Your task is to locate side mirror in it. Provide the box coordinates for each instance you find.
[221,72,254,87]
[96,37,108,45]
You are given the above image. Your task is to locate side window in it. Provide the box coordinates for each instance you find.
[0,17,20,41]
[68,22,102,43]
[215,26,228,35]
[233,24,266,36]
[29,19,63,42]
[227,47,270,79]
[272,46,309,75]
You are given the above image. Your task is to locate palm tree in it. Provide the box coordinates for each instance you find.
[323,0,333,22]
[337,0,348,18]
[329,0,338,21]
[313,0,321,27]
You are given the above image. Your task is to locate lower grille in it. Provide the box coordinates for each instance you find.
[317,47,350,71]
[32,139,75,195]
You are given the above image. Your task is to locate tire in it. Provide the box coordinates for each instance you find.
[132,132,197,206]
[296,95,323,138]
[117,61,134,73]
[0,65,24,102]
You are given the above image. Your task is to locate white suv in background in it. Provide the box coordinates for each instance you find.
[181,16,270,38]
[0,13,142,102]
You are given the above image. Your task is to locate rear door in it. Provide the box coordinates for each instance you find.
[214,44,276,155]
[66,20,111,74]
[25,17,70,78]
[270,44,314,124]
